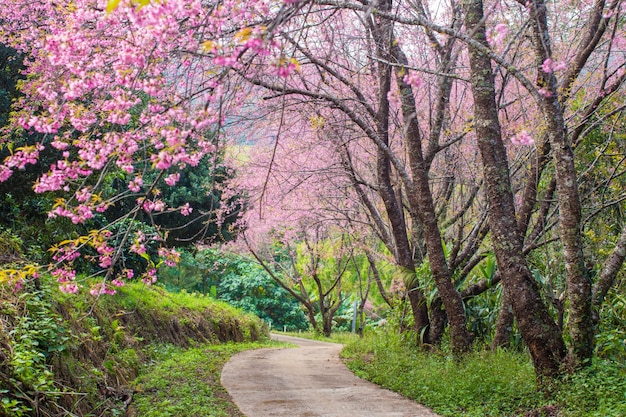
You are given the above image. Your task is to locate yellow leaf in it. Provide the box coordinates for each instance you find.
[201,40,216,51]
[106,0,121,13]
[134,0,151,10]
[310,115,325,129]
[290,57,301,72]
[234,27,253,43]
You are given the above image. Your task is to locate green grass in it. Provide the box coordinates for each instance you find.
[106,282,249,317]
[279,330,362,345]
[131,341,281,417]
[556,359,626,417]
[341,331,626,417]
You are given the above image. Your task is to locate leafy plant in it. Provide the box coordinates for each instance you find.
[1,280,69,416]
[342,330,626,417]
[159,248,309,330]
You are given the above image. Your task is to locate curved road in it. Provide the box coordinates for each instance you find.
[221,334,440,417]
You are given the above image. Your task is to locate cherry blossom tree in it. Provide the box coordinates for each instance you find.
[0,0,306,293]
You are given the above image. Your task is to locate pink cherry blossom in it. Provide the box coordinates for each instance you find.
[60,283,80,294]
[165,173,180,186]
[180,203,193,216]
[510,130,535,146]
[403,71,423,88]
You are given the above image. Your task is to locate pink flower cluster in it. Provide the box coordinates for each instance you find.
[158,247,180,267]
[487,23,509,47]
[0,0,304,293]
[277,59,299,78]
[541,58,568,73]
[90,282,116,296]
[142,268,158,285]
[53,267,79,293]
[403,71,423,88]
[510,130,535,146]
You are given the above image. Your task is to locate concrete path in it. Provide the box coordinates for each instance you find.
[221,334,440,417]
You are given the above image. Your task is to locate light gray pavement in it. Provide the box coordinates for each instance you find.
[221,333,441,417]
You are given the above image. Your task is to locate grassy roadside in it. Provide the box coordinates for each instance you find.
[277,330,361,345]
[129,340,284,417]
[340,331,626,417]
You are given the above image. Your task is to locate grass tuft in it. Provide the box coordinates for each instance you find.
[278,330,362,345]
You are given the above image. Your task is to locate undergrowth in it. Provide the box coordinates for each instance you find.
[341,331,626,417]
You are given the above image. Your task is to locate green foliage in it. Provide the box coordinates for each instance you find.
[105,153,246,248]
[1,281,69,416]
[342,331,541,417]
[1,273,269,416]
[555,359,626,417]
[594,286,626,361]
[0,227,22,261]
[217,261,309,331]
[131,341,276,417]
[281,330,361,345]
[154,157,245,247]
[159,247,309,331]
[0,44,65,263]
[0,43,23,129]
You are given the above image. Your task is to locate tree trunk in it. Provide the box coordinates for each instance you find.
[463,0,566,378]
[389,24,473,354]
[428,297,447,346]
[492,286,513,349]
[592,224,626,324]
[371,0,431,341]
[528,0,594,369]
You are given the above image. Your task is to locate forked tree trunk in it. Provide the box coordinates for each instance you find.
[371,0,432,342]
[379,4,473,353]
[392,42,472,349]
[463,0,566,378]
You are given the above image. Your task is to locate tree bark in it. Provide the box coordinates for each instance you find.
[427,297,447,345]
[592,224,626,324]
[528,0,594,368]
[463,0,566,377]
[492,285,513,349]
[369,0,433,341]
[385,9,473,353]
